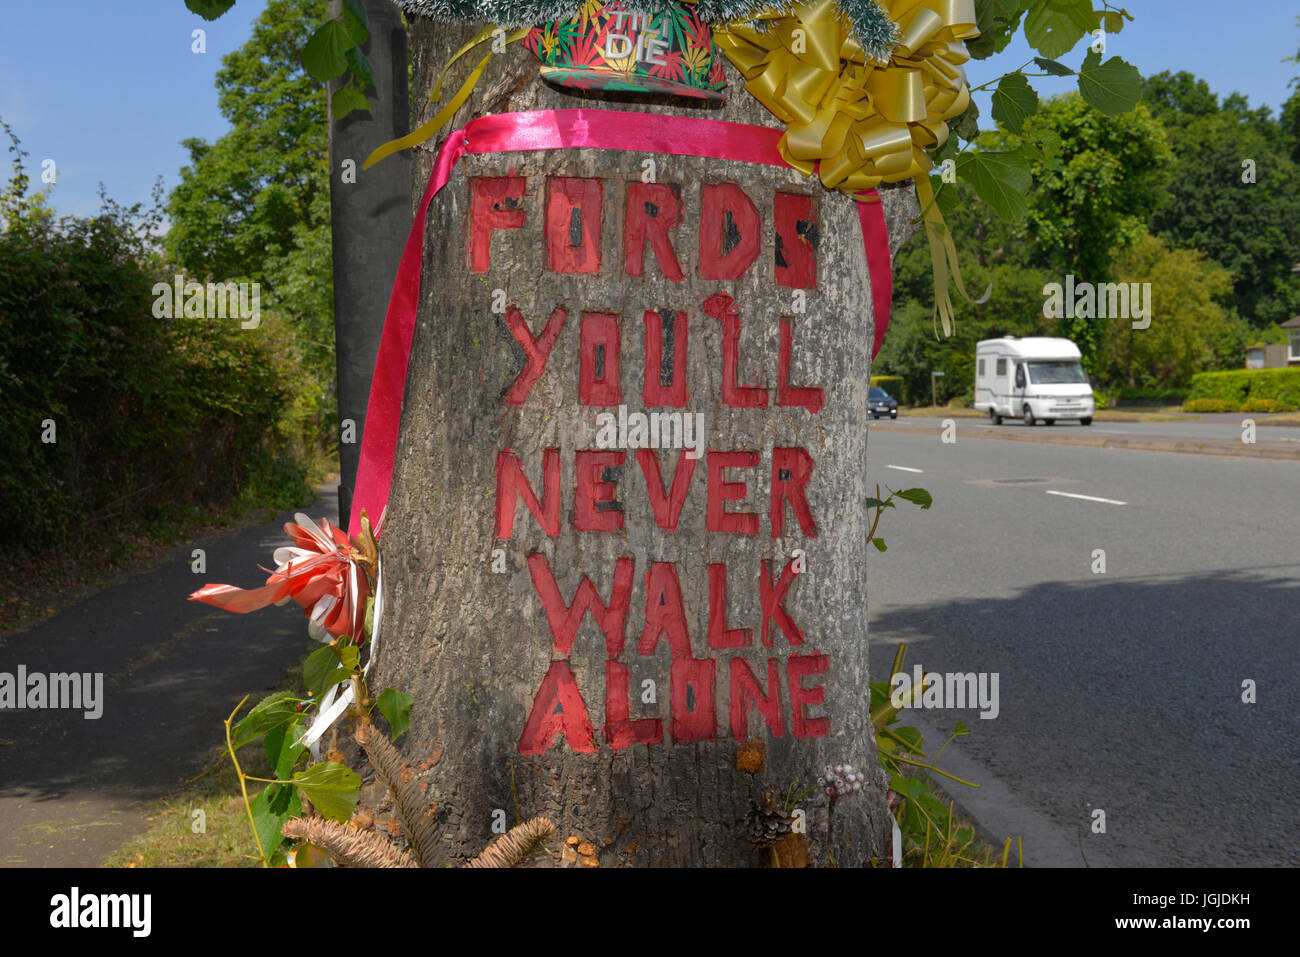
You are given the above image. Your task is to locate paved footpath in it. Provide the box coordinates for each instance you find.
[0,488,338,867]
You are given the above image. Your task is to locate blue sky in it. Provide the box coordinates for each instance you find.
[1,0,1297,218]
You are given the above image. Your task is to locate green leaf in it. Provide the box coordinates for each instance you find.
[345,46,375,91]
[894,725,924,750]
[864,497,888,510]
[302,19,355,83]
[950,99,981,142]
[1101,10,1124,33]
[966,0,1029,60]
[265,723,308,780]
[894,487,934,509]
[953,721,969,736]
[249,783,300,860]
[892,776,926,800]
[992,74,1038,134]
[331,85,372,121]
[232,692,300,750]
[1076,49,1140,115]
[363,595,375,640]
[304,645,350,697]
[957,148,1031,221]
[1032,56,1074,76]
[341,0,370,45]
[375,688,414,741]
[338,643,360,672]
[872,537,888,552]
[1023,0,1098,59]
[292,761,362,822]
[185,0,236,20]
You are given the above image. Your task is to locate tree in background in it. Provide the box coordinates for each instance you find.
[1010,95,1170,366]
[0,123,313,560]
[1143,71,1300,328]
[167,0,337,404]
[1098,234,1236,390]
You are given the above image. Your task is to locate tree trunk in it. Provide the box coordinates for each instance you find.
[329,0,411,525]
[371,15,921,867]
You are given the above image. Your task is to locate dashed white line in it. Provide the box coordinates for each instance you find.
[886,465,925,473]
[1045,490,1127,506]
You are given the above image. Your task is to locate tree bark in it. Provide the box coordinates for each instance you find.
[371,15,921,867]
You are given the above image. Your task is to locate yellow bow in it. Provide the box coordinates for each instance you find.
[716,0,983,333]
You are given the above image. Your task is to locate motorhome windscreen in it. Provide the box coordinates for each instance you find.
[1026,361,1087,384]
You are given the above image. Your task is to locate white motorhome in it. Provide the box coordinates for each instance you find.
[974,337,1094,426]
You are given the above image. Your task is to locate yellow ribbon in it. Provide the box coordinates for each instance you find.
[362,26,529,171]
[715,0,984,333]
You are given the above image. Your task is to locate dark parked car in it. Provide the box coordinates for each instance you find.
[869,386,898,420]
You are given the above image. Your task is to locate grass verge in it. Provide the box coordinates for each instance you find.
[102,673,300,868]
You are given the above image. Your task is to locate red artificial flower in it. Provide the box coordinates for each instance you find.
[189,512,380,642]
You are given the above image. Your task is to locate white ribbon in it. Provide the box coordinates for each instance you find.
[298,552,383,758]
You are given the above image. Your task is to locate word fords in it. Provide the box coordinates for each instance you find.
[0,666,103,719]
[50,888,150,937]
[890,665,1000,720]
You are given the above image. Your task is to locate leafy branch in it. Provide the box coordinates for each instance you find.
[865,484,932,553]
[186,0,376,119]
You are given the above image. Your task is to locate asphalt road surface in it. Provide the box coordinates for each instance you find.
[0,490,336,867]
[898,413,1300,446]
[864,423,1299,867]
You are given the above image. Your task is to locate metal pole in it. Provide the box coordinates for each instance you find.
[328,0,411,526]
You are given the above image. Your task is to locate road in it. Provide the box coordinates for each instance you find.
[897,413,1300,447]
[0,490,336,867]
[864,423,1300,867]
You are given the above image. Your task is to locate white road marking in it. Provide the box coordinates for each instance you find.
[886,465,924,473]
[1045,490,1127,506]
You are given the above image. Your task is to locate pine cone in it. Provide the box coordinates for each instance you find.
[746,801,792,848]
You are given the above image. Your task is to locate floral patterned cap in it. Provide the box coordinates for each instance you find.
[523,1,727,101]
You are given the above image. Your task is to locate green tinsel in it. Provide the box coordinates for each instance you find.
[397,0,899,59]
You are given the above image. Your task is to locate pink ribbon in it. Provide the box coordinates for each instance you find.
[349,108,893,537]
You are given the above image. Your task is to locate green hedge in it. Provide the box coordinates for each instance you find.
[870,375,905,401]
[0,201,318,554]
[1111,387,1191,405]
[1183,370,1300,412]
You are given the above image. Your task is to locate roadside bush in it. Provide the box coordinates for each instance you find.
[1183,369,1300,412]
[1241,398,1287,414]
[1182,398,1232,413]
[870,375,905,400]
[1111,387,1191,405]
[0,180,318,554]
